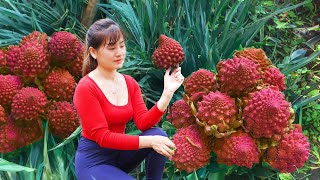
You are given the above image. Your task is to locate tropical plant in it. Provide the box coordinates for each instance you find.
[0,0,87,46]
[0,0,319,180]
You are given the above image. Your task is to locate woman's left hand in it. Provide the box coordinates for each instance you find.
[163,66,184,95]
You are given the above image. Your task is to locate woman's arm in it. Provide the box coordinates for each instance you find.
[131,67,184,131]
[157,67,184,111]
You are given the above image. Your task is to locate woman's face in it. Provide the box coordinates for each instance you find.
[92,35,126,71]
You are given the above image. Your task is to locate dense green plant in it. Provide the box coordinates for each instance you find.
[99,0,309,106]
[0,0,319,180]
[0,0,87,46]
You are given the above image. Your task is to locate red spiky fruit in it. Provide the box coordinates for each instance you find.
[234,48,271,71]
[217,57,261,97]
[0,49,6,68]
[172,125,211,173]
[213,131,259,168]
[14,41,50,78]
[14,119,43,150]
[0,105,6,125]
[0,118,18,153]
[43,69,76,101]
[184,69,216,96]
[267,125,310,173]
[166,99,195,129]
[197,91,238,132]
[67,54,84,78]
[152,34,185,69]
[20,31,48,48]
[49,31,83,65]
[11,87,48,124]
[263,67,286,91]
[0,75,23,106]
[6,45,20,74]
[0,117,42,153]
[47,101,80,139]
[243,88,291,138]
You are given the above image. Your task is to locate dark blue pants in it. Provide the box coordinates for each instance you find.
[75,128,167,180]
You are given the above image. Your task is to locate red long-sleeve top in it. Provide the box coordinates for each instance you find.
[73,74,165,150]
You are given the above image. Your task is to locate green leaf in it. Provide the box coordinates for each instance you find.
[308,90,320,97]
[0,158,35,172]
[294,93,320,109]
[161,121,174,131]
[279,173,293,180]
[290,49,307,60]
[186,171,198,180]
[208,172,225,180]
[43,121,52,179]
[49,126,81,151]
[281,51,320,75]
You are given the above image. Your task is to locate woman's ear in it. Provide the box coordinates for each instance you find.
[89,47,97,59]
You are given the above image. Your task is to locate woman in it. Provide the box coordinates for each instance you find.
[73,18,184,180]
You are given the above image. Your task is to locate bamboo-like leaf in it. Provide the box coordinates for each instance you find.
[43,121,52,180]
[49,126,81,151]
[0,158,35,172]
[0,0,86,47]
[290,49,307,60]
[281,51,320,75]
[293,94,320,110]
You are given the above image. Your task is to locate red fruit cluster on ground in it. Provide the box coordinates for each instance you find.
[267,125,310,173]
[167,47,310,174]
[0,30,84,153]
[213,132,260,168]
[152,34,185,69]
[172,125,211,173]
[217,56,261,97]
[243,88,291,138]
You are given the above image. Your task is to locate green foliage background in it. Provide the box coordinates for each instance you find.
[0,0,319,179]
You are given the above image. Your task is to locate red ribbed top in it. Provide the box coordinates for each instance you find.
[73,74,164,150]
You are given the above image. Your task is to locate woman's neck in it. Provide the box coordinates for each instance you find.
[94,66,118,81]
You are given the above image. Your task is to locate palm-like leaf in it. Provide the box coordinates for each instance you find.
[98,0,308,105]
[0,0,87,46]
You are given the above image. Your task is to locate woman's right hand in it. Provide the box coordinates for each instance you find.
[150,136,176,159]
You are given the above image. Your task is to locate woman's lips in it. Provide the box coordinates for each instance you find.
[114,59,123,64]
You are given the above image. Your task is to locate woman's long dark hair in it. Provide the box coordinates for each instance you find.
[82,18,125,76]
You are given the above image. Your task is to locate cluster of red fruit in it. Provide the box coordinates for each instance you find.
[152,35,310,173]
[0,31,82,153]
